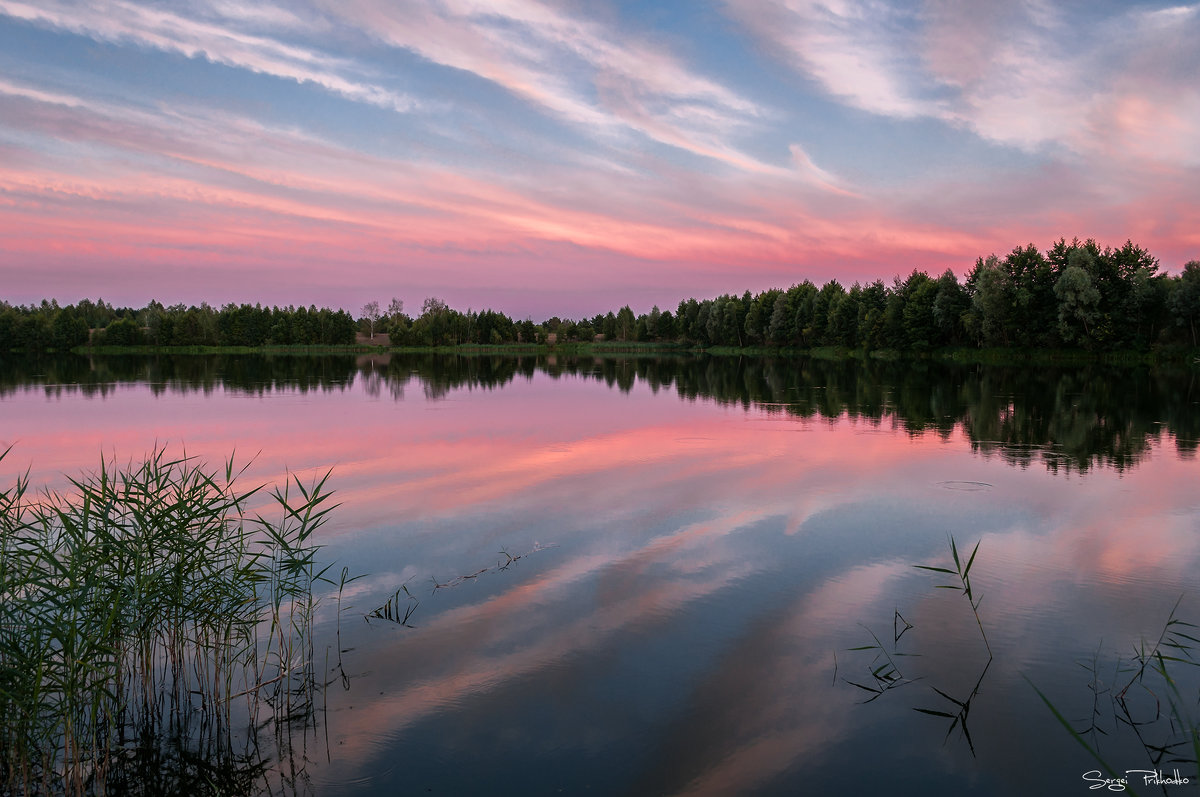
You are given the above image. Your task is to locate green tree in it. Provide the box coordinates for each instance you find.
[767,288,795,346]
[177,305,219,346]
[745,290,780,345]
[656,309,676,341]
[901,272,938,349]
[51,308,90,350]
[857,280,888,349]
[808,281,843,345]
[1003,244,1056,345]
[932,269,969,346]
[719,296,742,346]
[1170,261,1200,347]
[1127,265,1169,346]
[1102,240,1159,345]
[826,284,860,347]
[643,306,661,341]
[1054,264,1101,345]
[744,298,765,345]
[881,280,906,348]
[0,306,15,350]
[101,317,145,346]
[515,318,536,343]
[615,305,636,342]
[599,311,616,341]
[965,255,1011,346]
[415,297,454,345]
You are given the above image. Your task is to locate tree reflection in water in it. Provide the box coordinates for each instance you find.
[3,352,1196,474]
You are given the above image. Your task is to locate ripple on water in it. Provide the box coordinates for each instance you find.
[936,480,994,492]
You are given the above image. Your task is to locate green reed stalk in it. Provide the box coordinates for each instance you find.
[0,446,344,796]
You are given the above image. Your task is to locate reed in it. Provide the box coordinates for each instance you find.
[841,616,919,702]
[840,537,993,756]
[914,536,990,655]
[1029,598,1200,796]
[0,446,342,796]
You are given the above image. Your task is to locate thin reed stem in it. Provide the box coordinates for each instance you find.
[0,446,345,796]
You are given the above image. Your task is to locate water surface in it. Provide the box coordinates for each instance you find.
[2,353,1198,795]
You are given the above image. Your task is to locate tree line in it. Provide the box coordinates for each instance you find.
[0,300,358,351]
[2,238,1199,353]
[368,297,541,347]
[546,239,1198,351]
[369,238,1198,351]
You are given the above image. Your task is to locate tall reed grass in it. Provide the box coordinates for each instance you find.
[0,447,340,796]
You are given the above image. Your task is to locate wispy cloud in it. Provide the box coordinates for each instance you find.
[0,74,865,269]
[0,0,415,111]
[724,0,1200,167]
[724,0,942,119]
[314,0,802,174]
[1,0,1196,312]
[0,0,856,184]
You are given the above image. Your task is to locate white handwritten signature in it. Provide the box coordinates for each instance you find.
[1083,769,1190,790]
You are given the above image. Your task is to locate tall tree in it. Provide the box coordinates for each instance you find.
[857,279,889,349]
[966,255,1012,346]
[808,281,843,345]
[361,301,382,339]
[615,305,636,341]
[1170,261,1200,347]
[1003,244,1055,345]
[826,284,860,347]
[932,270,969,346]
[1054,264,1101,345]
[901,272,938,349]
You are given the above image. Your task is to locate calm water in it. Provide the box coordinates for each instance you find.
[3,353,1200,796]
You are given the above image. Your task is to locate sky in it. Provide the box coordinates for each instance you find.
[1,0,1198,320]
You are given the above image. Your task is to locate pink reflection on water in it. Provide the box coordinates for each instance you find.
[4,365,1199,792]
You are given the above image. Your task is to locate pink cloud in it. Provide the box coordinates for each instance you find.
[725,0,1200,171]
[3,3,1199,314]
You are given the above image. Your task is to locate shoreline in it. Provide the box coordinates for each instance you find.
[38,342,1200,366]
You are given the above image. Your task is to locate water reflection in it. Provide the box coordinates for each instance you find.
[842,539,1200,792]
[2,353,1199,795]
[842,538,995,758]
[2,352,1196,474]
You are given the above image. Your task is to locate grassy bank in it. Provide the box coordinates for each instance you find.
[932,346,1195,366]
[698,344,1199,366]
[62,341,1200,366]
[0,448,341,795]
[73,344,385,355]
[372,342,544,354]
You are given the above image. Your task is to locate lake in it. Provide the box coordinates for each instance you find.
[2,352,1199,796]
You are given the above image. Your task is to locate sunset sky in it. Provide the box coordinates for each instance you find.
[1,0,1198,319]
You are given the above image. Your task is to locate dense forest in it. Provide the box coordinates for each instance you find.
[0,300,358,351]
[3,238,1199,353]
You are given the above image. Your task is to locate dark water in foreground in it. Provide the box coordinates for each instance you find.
[2,352,1199,796]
